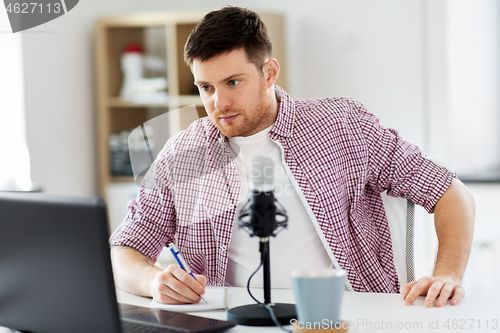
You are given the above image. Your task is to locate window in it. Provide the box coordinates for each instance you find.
[0,10,33,190]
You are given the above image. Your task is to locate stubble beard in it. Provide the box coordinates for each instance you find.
[215,84,274,138]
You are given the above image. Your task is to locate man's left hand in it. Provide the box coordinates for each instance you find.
[400,275,465,307]
[400,178,473,308]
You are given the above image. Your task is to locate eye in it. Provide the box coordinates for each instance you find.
[227,79,240,87]
[199,85,212,92]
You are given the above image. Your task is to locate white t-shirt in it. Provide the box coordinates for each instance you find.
[225,124,332,289]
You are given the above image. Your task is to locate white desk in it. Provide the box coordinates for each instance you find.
[117,288,500,333]
[0,289,496,332]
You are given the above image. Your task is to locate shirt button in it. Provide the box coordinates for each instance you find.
[221,245,227,251]
[228,203,234,210]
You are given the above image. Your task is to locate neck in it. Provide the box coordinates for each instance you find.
[264,85,279,127]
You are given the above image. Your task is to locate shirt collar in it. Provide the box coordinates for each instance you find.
[270,85,295,139]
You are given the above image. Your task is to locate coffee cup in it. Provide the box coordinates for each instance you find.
[291,268,346,330]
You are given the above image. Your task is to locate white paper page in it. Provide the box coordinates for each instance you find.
[150,287,227,312]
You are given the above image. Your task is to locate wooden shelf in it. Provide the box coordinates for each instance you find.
[108,97,169,108]
[171,95,203,106]
[107,95,203,110]
[110,176,136,183]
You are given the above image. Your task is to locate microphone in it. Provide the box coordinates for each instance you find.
[238,155,288,238]
[228,155,295,327]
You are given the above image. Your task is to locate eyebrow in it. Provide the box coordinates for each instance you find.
[195,73,246,86]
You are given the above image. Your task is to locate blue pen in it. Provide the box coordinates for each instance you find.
[169,243,207,303]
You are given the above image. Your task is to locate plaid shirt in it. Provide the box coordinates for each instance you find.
[110,86,454,293]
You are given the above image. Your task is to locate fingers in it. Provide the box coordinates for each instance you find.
[159,269,202,303]
[154,280,199,304]
[401,276,464,307]
[425,279,446,307]
[403,277,434,306]
[194,273,208,287]
[151,265,207,304]
[169,266,206,296]
[400,280,417,300]
[450,285,465,306]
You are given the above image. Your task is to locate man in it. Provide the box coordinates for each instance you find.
[110,6,475,308]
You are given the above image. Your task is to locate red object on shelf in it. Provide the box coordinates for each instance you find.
[124,43,143,53]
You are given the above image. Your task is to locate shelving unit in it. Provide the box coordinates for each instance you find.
[94,11,287,200]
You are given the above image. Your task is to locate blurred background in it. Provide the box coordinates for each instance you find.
[1,0,499,298]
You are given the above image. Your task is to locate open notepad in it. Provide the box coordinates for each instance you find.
[150,287,227,312]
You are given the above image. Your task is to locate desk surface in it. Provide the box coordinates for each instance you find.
[117,288,499,333]
[1,289,497,333]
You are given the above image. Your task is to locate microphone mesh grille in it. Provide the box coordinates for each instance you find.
[250,155,273,191]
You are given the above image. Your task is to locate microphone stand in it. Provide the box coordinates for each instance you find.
[261,238,271,305]
[227,236,296,326]
[227,197,296,326]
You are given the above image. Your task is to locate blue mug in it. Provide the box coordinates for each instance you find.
[291,268,346,329]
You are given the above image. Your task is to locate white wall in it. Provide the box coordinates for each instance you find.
[290,0,426,147]
[446,0,500,176]
[0,9,32,191]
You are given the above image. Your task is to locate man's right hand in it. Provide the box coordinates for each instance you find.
[150,265,207,304]
[110,246,207,305]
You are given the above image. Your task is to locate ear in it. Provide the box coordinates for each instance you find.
[263,58,280,88]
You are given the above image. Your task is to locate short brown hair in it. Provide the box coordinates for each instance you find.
[184,6,272,70]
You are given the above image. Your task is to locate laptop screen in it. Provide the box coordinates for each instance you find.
[0,193,122,333]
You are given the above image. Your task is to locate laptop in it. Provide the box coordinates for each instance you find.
[0,192,236,333]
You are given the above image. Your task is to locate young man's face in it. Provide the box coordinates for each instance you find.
[192,48,278,137]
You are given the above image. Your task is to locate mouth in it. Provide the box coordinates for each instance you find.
[219,114,239,123]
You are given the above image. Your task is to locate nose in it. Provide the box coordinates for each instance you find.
[213,89,231,111]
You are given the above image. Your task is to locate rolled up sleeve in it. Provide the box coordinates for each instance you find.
[357,101,455,213]
[109,149,176,263]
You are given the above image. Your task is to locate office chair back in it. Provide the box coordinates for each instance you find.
[380,192,415,285]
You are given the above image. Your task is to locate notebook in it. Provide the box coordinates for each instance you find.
[151,287,228,312]
[0,192,236,333]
